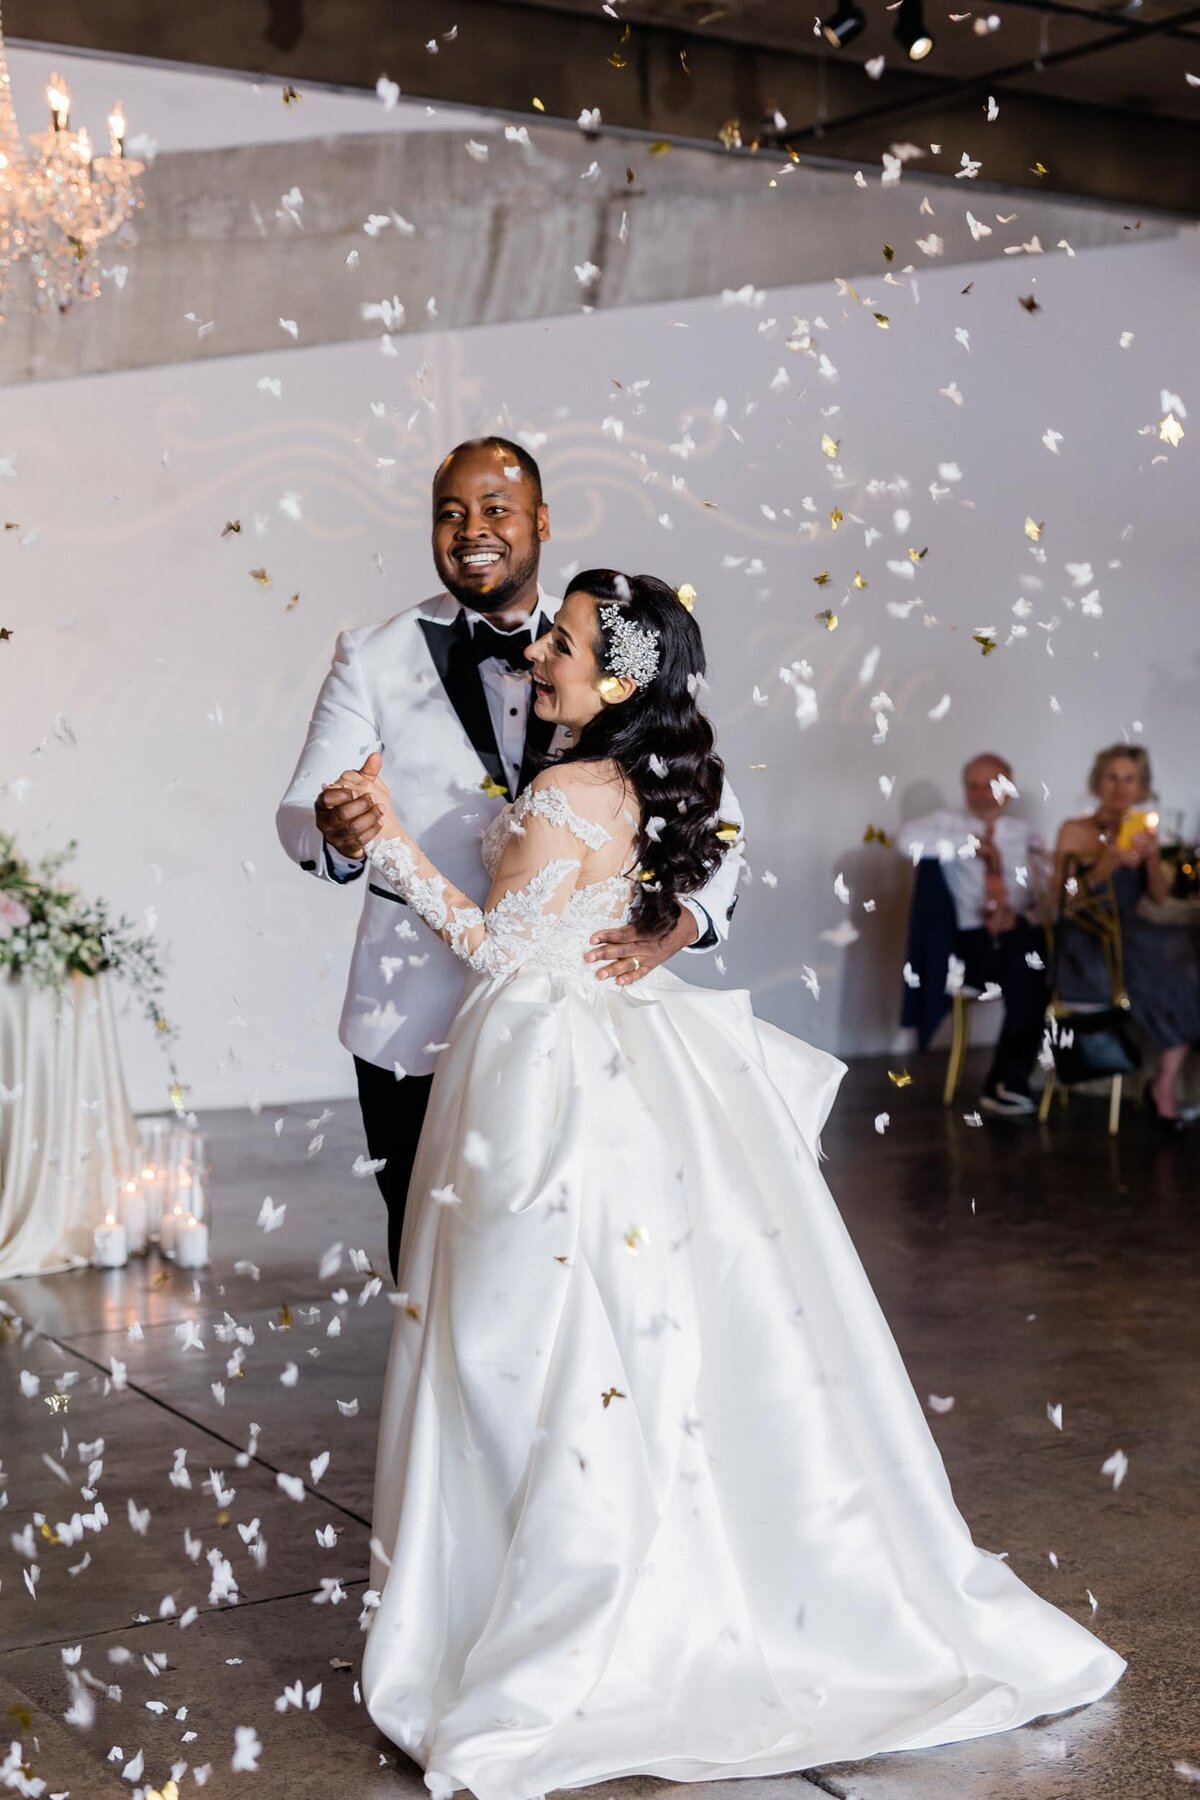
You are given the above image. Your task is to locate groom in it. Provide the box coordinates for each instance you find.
[277,438,744,1278]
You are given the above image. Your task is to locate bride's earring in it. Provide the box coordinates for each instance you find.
[597,675,625,703]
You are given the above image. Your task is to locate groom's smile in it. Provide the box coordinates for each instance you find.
[432,440,550,622]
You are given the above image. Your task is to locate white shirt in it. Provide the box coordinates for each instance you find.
[465,607,542,798]
[897,808,1042,932]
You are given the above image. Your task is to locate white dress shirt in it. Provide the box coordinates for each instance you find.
[897,808,1042,932]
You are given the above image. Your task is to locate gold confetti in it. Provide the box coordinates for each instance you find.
[883,242,895,262]
[480,776,508,798]
[853,571,868,589]
[221,519,241,537]
[830,506,844,528]
[820,433,840,458]
[609,51,628,68]
[152,1270,171,1289]
[715,819,742,844]
[553,1255,570,1264]
[863,825,893,847]
[815,609,839,632]
[675,581,697,611]
[216,1509,231,1526]
[44,1392,69,1413]
[623,1225,650,1253]
[718,118,742,149]
[278,1303,293,1330]
[1159,413,1185,447]
[532,96,545,112]
[168,1081,188,1113]
[282,85,301,106]
[973,632,998,655]
[249,567,271,587]
[601,1387,626,1408]
[1030,161,1048,176]
[873,313,890,329]
[908,545,928,563]
[1023,516,1043,541]
[635,867,657,883]
[404,1301,422,1321]
[40,1521,61,1543]
[1018,295,1040,313]
[0,1315,18,1343]
[650,140,671,156]
[146,1783,181,1800]
[813,570,831,586]
[680,48,691,73]
[888,1069,914,1088]
[286,593,300,611]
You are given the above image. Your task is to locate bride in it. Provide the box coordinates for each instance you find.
[331,571,1123,1800]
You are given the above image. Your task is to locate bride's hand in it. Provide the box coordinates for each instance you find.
[327,753,403,848]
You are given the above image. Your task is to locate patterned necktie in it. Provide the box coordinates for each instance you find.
[983,821,1008,914]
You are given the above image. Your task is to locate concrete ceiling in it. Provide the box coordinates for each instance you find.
[3,0,1198,213]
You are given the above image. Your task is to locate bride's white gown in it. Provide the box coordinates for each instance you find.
[359,769,1123,1800]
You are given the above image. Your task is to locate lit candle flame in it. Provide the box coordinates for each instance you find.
[47,74,71,130]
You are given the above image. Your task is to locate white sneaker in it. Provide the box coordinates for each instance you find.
[979,1083,1037,1118]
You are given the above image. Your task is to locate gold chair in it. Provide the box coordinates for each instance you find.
[942,989,980,1106]
[1040,866,1136,1138]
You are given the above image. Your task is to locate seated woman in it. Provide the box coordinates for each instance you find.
[1054,743,1200,1126]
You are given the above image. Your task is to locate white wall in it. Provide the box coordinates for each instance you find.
[2,227,1197,1110]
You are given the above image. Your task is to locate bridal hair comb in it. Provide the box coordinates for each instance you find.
[599,604,661,688]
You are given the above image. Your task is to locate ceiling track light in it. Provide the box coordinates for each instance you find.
[896,0,936,59]
[821,0,867,48]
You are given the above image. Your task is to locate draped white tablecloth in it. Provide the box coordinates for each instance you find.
[0,972,140,1279]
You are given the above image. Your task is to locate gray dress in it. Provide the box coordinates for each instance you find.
[1057,864,1200,1049]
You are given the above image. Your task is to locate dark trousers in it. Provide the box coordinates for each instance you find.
[353,1058,435,1281]
[955,918,1047,1094]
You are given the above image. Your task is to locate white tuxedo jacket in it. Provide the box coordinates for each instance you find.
[277,591,745,1076]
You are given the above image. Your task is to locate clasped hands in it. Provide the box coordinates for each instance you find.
[317,752,396,859]
[315,754,695,986]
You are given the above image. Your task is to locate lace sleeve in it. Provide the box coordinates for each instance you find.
[364,781,613,978]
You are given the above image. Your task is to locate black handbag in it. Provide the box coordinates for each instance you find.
[1046,861,1141,1084]
[1047,1006,1140,1084]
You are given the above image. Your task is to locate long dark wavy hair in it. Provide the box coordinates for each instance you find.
[553,570,729,937]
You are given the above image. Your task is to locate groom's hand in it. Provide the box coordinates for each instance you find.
[316,752,385,857]
[587,906,698,987]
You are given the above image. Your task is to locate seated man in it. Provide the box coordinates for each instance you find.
[899,753,1047,1118]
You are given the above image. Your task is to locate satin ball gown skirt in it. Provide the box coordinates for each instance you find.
[362,966,1124,1800]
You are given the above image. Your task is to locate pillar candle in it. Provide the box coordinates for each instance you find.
[118,1178,148,1255]
[93,1214,128,1268]
[174,1215,210,1270]
[160,1204,184,1257]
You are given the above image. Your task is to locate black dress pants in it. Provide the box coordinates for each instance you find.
[353,1058,436,1281]
[954,917,1048,1094]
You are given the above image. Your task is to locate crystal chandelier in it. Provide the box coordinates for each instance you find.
[0,2,144,322]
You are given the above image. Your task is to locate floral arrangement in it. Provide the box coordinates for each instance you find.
[0,833,174,1044]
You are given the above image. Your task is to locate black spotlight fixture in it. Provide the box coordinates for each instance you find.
[895,0,935,59]
[821,0,867,48]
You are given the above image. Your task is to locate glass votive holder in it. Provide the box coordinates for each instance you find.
[116,1175,149,1255]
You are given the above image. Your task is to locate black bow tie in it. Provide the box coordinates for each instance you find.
[470,619,534,672]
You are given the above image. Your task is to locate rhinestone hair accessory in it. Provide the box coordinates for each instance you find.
[599,603,661,688]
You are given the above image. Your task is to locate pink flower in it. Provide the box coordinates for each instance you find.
[0,892,31,938]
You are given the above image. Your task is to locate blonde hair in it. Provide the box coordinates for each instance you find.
[1088,743,1153,801]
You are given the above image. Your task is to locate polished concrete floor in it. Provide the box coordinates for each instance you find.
[1,1056,1197,1800]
